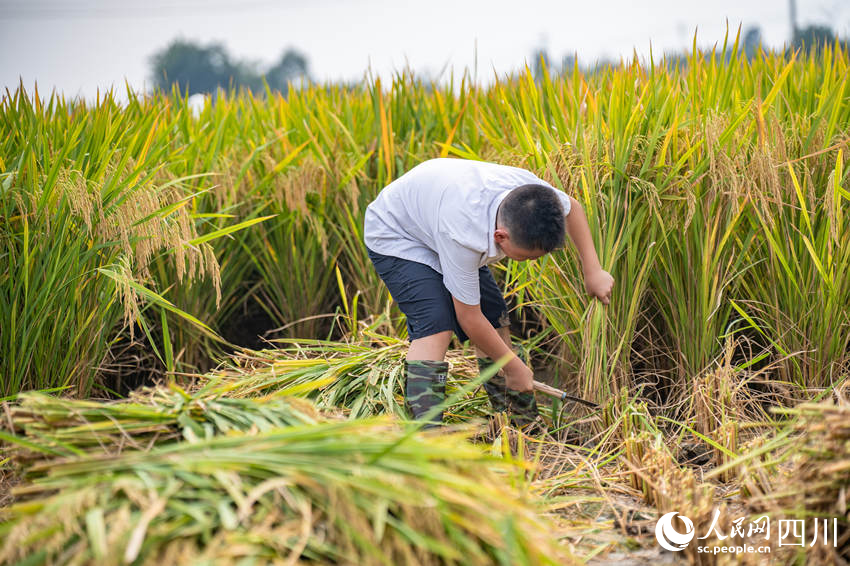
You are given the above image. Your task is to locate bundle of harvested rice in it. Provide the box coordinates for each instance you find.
[1,417,574,565]
[209,339,496,421]
[745,399,850,564]
[2,385,321,468]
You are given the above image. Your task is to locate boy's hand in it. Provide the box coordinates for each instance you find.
[503,357,534,392]
[584,268,614,305]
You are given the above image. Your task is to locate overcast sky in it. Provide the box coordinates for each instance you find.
[1,0,848,100]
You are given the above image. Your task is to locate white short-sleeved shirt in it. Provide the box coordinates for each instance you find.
[364,158,572,305]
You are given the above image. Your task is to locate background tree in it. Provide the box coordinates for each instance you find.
[793,23,844,51]
[266,49,310,93]
[744,26,763,59]
[151,39,240,94]
[531,47,552,81]
[150,39,310,95]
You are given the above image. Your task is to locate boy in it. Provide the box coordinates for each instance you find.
[364,158,613,428]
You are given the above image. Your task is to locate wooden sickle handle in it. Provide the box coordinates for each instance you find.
[532,380,600,409]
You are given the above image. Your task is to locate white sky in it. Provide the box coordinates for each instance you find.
[1,0,848,100]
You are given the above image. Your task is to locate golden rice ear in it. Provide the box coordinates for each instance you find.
[58,168,98,235]
[51,160,220,288]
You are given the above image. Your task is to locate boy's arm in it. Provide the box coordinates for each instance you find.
[434,237,533,391]
[565,196,614,304]
[452,298,534,392]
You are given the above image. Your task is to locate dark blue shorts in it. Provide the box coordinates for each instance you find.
[367,247,510,342]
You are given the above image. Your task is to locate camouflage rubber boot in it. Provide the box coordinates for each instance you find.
[404,360,448,428]
[477,355,539,428]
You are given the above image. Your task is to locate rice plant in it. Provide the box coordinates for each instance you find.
[5,34,849,400]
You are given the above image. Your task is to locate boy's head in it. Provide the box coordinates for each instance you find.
[494,184,565,261]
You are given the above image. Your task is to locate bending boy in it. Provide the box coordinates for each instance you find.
[364,158,613,427]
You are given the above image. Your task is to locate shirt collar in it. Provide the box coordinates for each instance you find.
[486,191,510,262]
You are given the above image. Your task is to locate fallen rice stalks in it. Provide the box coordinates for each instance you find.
[207,338,511,422]
[743,398,850,564]
[1,416,575,565]
[1,385,321,469]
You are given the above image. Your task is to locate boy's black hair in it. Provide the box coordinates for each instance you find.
[497,184,565,252]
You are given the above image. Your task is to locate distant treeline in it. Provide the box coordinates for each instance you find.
[151,22,848,96]
[530,23,849,79]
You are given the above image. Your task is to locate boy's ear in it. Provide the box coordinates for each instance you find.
[493,228,509,244]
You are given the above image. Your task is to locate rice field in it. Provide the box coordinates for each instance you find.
[2,32,850,564]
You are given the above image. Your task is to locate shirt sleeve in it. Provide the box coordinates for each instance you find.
[434,233,483,305]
